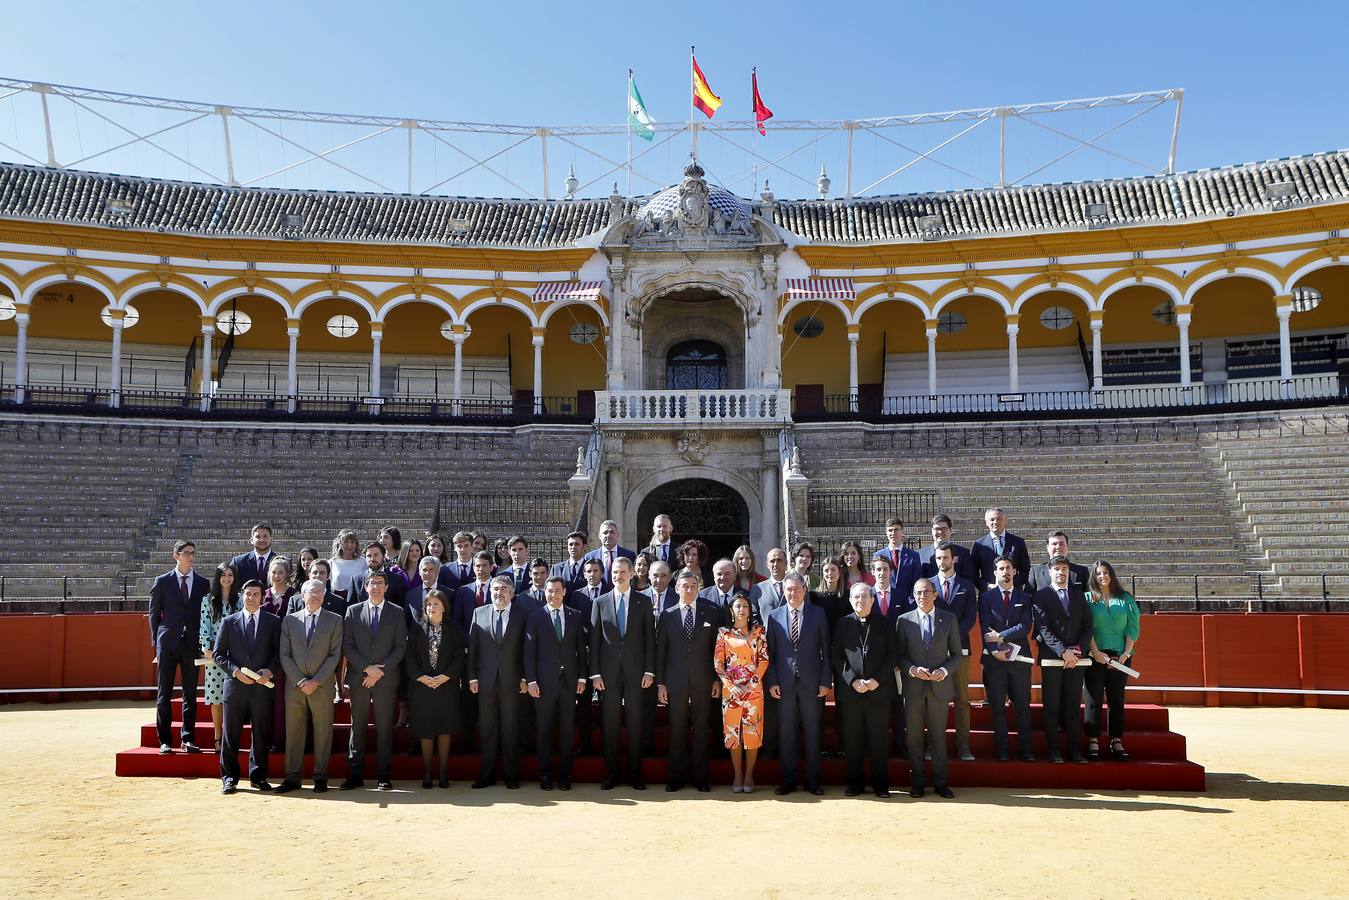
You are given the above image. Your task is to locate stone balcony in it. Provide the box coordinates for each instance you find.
[594,389,792,426]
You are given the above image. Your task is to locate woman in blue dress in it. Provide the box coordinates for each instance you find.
[199,562,241,751]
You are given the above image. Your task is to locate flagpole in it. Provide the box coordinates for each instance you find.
[751,67,758,193]
[626,69,633,195]
[689,45,697,159]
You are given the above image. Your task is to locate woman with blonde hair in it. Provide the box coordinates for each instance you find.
[327,529,366,603]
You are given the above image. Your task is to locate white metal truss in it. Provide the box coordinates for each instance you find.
[0,77,1184,200]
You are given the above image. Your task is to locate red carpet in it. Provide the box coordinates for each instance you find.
[116,699,1205,791]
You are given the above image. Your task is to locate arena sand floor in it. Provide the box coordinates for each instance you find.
[1,703,1347,898]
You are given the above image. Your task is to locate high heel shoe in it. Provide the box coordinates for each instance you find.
[1086,740,1101,762]
[422,776,434,789]
[439,776,450,789]
[1110,740,1130,762]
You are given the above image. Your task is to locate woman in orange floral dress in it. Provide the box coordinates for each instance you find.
[715,594,770,793]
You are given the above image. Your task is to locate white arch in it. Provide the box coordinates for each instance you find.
[1011,281,1095,315]
[1182,267,1281,305]
[849,291,930,325]
[374,293,457,324]
[21,272,116,306]
[208,287,292,317]
[1284,258,1349,293]
[118,281,207,315]
[0,271,21,301]
[622,465,764,556]
[1097,276,1182,309]
[539,297,611,328]
[293,291,377,320]
[458,296,539,328]
[776,294,853,327]
[931,290,1011,317]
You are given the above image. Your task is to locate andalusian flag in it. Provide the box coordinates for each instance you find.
[691,49,722,119]
[627,71,655,141]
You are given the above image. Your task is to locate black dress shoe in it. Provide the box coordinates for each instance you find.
[422,777,434,789]
[250,780,273,792]
[340,776,364,790]
[874,788,891,798]
[630,779,646,791]
[909,786,925,798]
[376,780,394,791]
[996,751,1010,762]
[471,779,494,789]
[696,783,710,793]
[313,779,328,793]
[1070,755,1089,765]
[159,744,172,755]
[774,784,796,796]
[505,779,521,789]
[558,779,572,791]
[665,782,683,793]
[183,742,202,754]
[275,780,301,794]
[439,777,450,789]
[844,786,863,797]
[221,780,237,795]
[1049,754,1065,764]
[936,786,955,799]
[540,778,554,791]
[808,785,825,796]
[600,778,616,790]
[1021,753,1037,763]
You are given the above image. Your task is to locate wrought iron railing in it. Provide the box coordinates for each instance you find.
[806,490,942,531]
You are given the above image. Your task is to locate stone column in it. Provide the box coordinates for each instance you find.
[925,318,938,396]
[761,462,780,553]
[448,326,468,415]
[285,318,300,413]
[199,318,216,411]
[1005,314,1020,392]
[1175,304,1193,388]
[1274,295,1294,397]
[606,464,626,529]
[108,308,126,407]
[14,305,29,404]
[846,325,861,411]
[369,324,383,399]
[1089,310,1105,391]
[531,327,545,414]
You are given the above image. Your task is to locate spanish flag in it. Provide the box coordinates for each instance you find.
[691,49,722,119]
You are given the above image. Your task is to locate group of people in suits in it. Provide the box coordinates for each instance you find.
[149,507,1140,798]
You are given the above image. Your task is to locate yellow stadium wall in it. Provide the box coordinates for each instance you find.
[462,305,533,392]
[782,303,849,395]
[541,305,605,399]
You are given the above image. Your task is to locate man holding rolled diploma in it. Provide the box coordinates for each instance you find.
[931,542,978,761]
[978,555,1036,761]
[213,579,282,794]
[1032,556,1093,764]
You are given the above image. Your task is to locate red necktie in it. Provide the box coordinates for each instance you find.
[1003,590,1011,613]
[878,591,888,617]
[943,579,952,602]
[477,584,486,606]
[891,549,900,570]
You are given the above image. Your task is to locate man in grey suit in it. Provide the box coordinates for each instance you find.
[589,556,655,790]
[276,579,343,794]
[895,578,961,799]
[341,570,407,791]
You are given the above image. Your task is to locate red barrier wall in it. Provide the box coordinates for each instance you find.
[2,612,1346,707]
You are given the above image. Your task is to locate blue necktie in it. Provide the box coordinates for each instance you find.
[617,594,627,639]
[370,605,380,636]
[1058,589,1069,614]
[305,613,316,644]
[245,613,256,650]
[494,609,505,642]
[922,614,932,646]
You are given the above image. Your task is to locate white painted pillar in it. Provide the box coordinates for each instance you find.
[761,463,780,552]
[606,465,626,526]
[1275,298,1294,396]
[531,328,545,414]
[14,309,29,404]
[369,327,383,399]
[1176,305,1193,388]
[846,327,860,412]
[199,320,216,411]
[285,318,300,413]
[925,319,938,395]
[108,309,125,407]
[1090,312,1104,391]
[449,328,467,416]
[1005,315,1020,392]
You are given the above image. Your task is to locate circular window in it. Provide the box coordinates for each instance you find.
[217,308,252,335]
[1151,300,1177,325]
[1290,286,1322,313]
[326,314,359,338]
[101,305,140,329]
[569,322,600,345]
[0,297,15,321]
[792,315,825,339]
[1039,305,1075,331]
[937,310,967,334]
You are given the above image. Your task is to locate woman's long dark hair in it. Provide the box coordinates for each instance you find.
[291,547,319,589]
[1091,559,1126,599]
[210,562,240,622]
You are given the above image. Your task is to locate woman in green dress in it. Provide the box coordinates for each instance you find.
[1084,560,1140,761]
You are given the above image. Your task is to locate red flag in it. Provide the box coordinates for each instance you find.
[752,68,773,136]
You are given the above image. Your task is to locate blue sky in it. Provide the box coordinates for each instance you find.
[2,0,1344,198]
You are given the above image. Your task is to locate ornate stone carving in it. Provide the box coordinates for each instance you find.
[677,161,711,234]
[675,430,712,464]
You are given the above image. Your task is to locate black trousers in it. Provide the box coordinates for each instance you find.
[599,674,644,782]
[762,693,779,756]
[839,690,891,791]
[888,693,908,754]
[1084,659,1128,740]
[220,683,272,784]
[348,682,398,780]
[778,682,823,788]
[457,681,478,752]
[666,686,712,786]
[478,680,522,782]
[1040,664,1086,758]
[155,638,199,747]
[983,658,1034,756]
[575,681,595,753]
[535,681,577,780]
[641,681,659,755]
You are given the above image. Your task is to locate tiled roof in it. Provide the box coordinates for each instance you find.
[1,150,1347,247]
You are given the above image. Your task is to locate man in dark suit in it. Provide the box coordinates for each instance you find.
[229,523,277,587]
[353,541,407,608]
[872,518,922,606]
[589,556,655,790]
[749,547,789,625]
[1027,531,1093,592]
[341,570,406,791]
[831,582,897,798]
[213,580,281,794]
[518,558,551,608]
[582,519,636,590]
[701,558,750,621]
[646,513,676,566]
[277,578,343,793]
[931,541,979,761]
[148,539,210,754]
[450,550,496,754]
[972,506,1032,590]
[568,556,607,755]
[646,560,678,612]
[404,556,446,628]
[524,576,588,790]
[656,570,722,792]
[1033,556,1095,764]
[868,554,909,756]
[469,575,529,788]
[895,579,961,799]
[979,554,1036,761]
[499,535,534,596]
[766,573,831,795]
[551,530,590,592]
[438,530,478,593]
[919,514,974,581]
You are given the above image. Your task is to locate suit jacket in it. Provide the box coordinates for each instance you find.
[646,585,678,613]
[550,558,590,592]
[872,545,922,604]
[286,590,347,620]
[978,586,1035,659]
[405,617,465,685]
[895,606,962,702]
[524,604,587,693]
[583,545,637,589]
[354,566,407,607]
[749,579,788,627]
[655,600,722,694]
[831,613,897,699]
[646,541,677,566]
[500,565,533,597]
[342,600,407,690]
[1027,561,1092,593]
[452,581,494,639]
[149,568,211,651]
[869,583,913,628]
[764,603,832,693]
[1031,586,1094,662]
[213,609,282,701]
[438,559,476,593]
[467,601,527,692]
[931,573,979,651]
[972,532,1032,590]
[230,550,278,587]
[700,585,752,625]
[279,606,343,691]
[588,589,655,685]
[919,542,975,581]
[404,581,445,628]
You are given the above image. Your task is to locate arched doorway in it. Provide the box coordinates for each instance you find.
[636,477,749,567]
[666,339,728,389]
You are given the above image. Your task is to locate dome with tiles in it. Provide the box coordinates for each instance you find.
[637,161,752,222]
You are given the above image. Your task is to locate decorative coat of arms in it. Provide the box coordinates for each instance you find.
[677,161,710,234]
[675,430,711,464]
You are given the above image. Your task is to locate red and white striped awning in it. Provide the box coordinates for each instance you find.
[784,277,856,300]
[533,281,606,304]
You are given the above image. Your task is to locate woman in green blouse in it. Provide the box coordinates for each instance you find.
[1085,560,1140,762]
